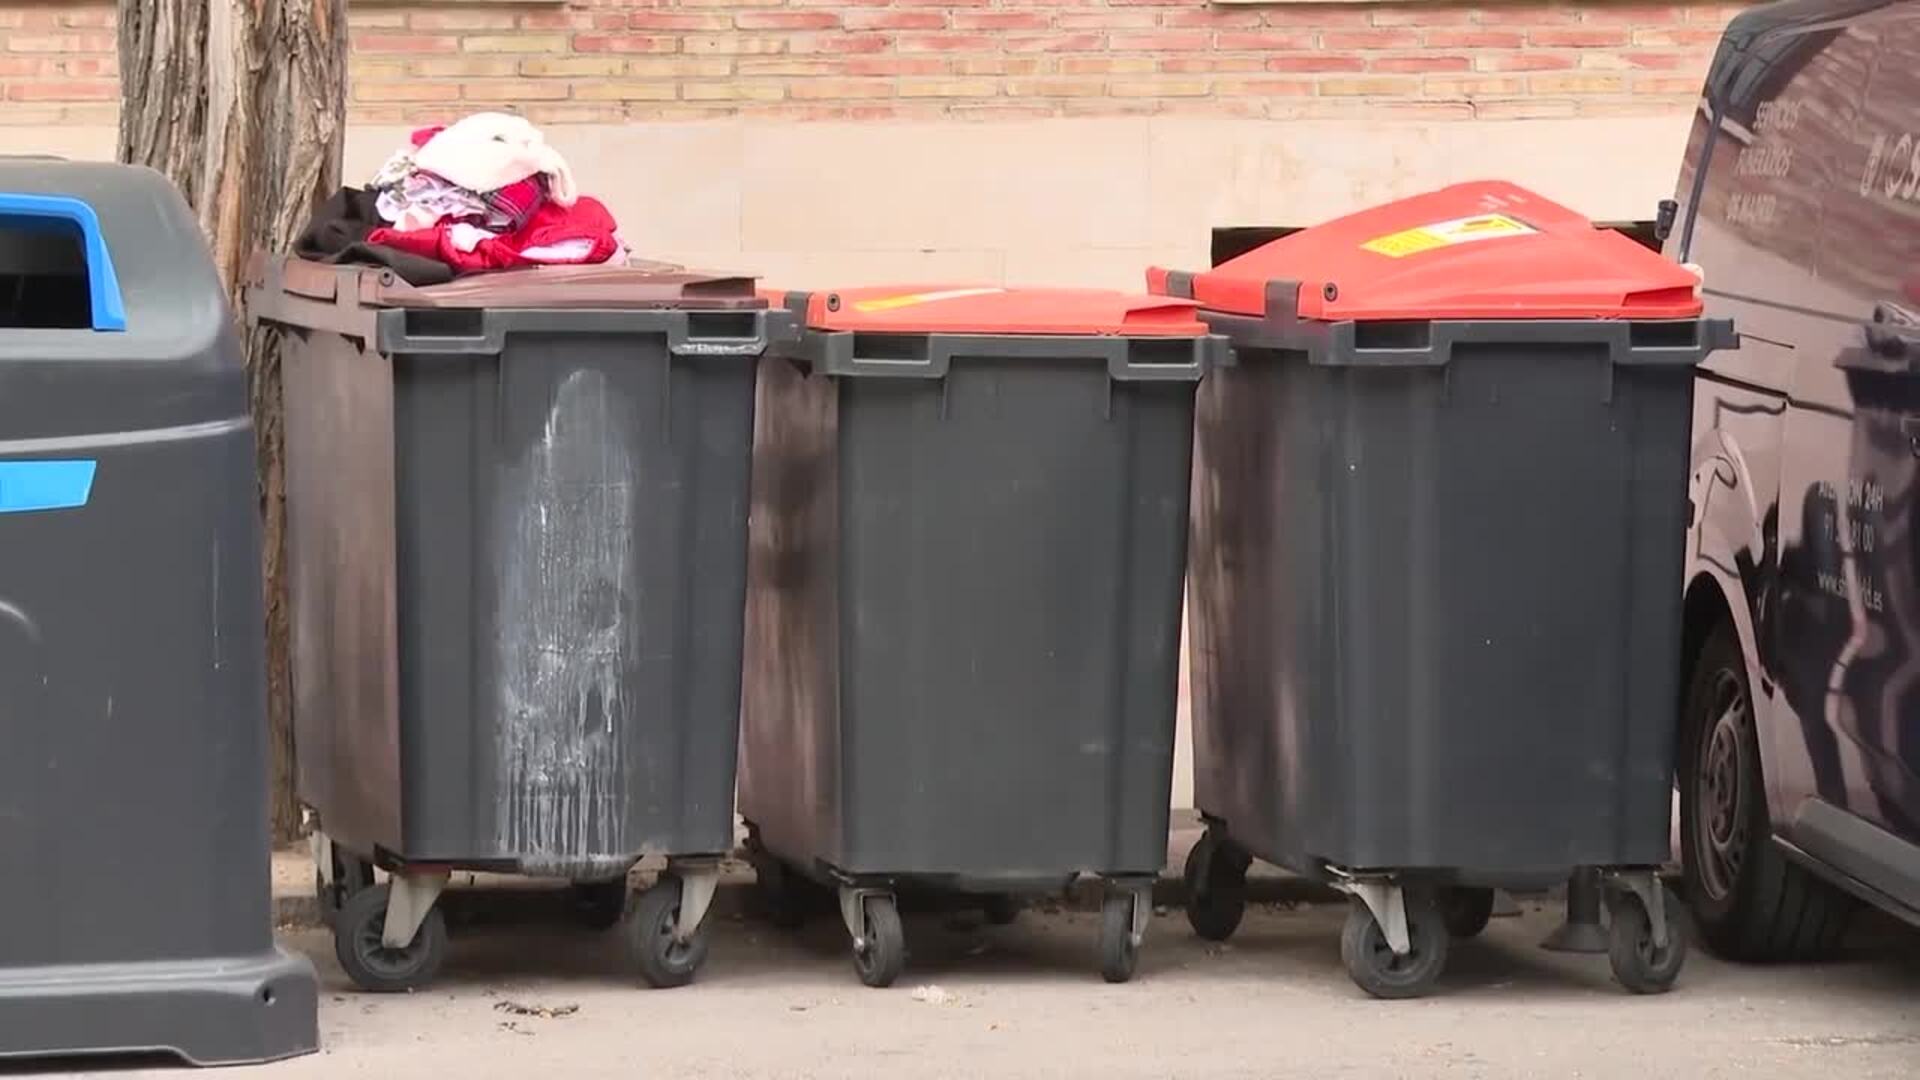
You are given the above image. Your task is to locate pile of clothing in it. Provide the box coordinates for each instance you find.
[296,112,626,286]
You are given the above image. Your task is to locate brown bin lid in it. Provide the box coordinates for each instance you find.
[252,254,764,312]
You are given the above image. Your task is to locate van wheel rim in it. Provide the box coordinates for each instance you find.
[1697,668,1751,903]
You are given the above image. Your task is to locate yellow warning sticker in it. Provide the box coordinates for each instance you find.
[852,287,1005,314]
[1360,214,1538,259]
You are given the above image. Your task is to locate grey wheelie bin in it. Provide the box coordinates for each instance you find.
[0,162,318,1065]
[1150,181,1736,998]
[248,256,778,991]
[739,286,1219,986]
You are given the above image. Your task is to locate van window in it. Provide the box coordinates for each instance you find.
[1820,12,1920,303]
[1692,25,1868,290]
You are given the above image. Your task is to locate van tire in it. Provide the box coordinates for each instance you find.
[1680,624,1854,961]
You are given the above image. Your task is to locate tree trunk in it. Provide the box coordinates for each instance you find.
[118,0,348,844]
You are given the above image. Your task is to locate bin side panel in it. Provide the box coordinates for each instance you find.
[395,335,753,867]
[0,417,274,965]
[739,356,845,867]
[653,351,757,858]
[1188,359,1298,862]
[1196,346,1690,876]
[285,330,403,855]
[832,360,1189,878]
[390,351,486,860]
[1616,365,1694,861]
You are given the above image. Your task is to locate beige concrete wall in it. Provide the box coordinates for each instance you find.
[10,113,1693,288]
[4,112,1695,809]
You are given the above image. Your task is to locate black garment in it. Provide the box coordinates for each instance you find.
[295,187,453,287]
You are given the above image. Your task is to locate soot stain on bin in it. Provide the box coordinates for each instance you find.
[496,369,635,863]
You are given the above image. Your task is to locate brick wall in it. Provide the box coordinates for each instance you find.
[0,0,1738,126]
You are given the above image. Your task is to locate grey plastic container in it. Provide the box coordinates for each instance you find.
[1157,182,1741,998]
[0,162,318,1065]
[1178,298,1731,877]
[247,257,772,989]
[738,287,1216,984]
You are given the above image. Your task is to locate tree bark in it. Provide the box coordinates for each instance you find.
[118,0,348,844]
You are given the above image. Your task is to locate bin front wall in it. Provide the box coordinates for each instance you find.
[289,327,755,869]
[1191,344,1693,876]
[742,356,1192,881]
[0,416,272,965]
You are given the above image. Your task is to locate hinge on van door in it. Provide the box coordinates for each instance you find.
[1654,200,1679,243]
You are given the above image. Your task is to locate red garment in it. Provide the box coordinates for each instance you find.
[368,196,620,274]
[481,175,546,232]
[409,125,444,149]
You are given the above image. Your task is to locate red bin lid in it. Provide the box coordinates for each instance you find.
[800,285,1209,337]
[1166,181,1703,322]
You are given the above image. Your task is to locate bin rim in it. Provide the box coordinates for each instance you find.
[1149,180,1706,324]
[786,284,1212,338]
[768,289,1220,382]
[1176,279,1735,370]
[246,254,766,316]
[246,255,783,360]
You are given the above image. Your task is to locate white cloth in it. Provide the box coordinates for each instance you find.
[375,172,490,233]
[411,113,578,208]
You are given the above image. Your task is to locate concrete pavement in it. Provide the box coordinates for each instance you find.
[118,889,1920,1079]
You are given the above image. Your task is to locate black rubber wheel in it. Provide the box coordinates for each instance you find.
[568,878,630,931]
[1339,893,1449,1000]
[1098,890,1140,984]
[1183,830,1248,943]
[629,875,709,989]
[1607,883,1688,994]
[852,895,906,989]
[333,883,447,993]
[1438,887,1495,939]
[1680,625,1854,961]
[981,894,1021,926]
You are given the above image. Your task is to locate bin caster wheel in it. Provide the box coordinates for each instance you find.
[1607,883,1687,995]
[629,874,709,989]
[1339,893,1448,1000]
[1098,890,1141,984]
[568,879,630,931]
[851,895,906,989]
[981,894,1021,926]
[334,883,447,994]
[1183,830,1248,942]
[1438,887,1495,939]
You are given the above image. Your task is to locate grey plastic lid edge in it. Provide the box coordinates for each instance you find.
[371,305,778,359]
[244,257,379,344]
[767,288,1213,383]
[1195,279,1735,369]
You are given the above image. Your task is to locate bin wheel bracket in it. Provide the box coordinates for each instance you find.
[312,831,336,889]
[1603,869,1670,951]
[382,870,449,949]
[669,858,722,944]
[1111,878,1152,948]
[1335,877,1411,956]
[838,886,894,951]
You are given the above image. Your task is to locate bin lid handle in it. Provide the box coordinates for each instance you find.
[0,192,127,332]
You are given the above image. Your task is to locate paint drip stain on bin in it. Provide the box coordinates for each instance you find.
[495,369,634,861]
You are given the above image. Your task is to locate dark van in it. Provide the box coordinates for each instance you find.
[1670,0,1920,958]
